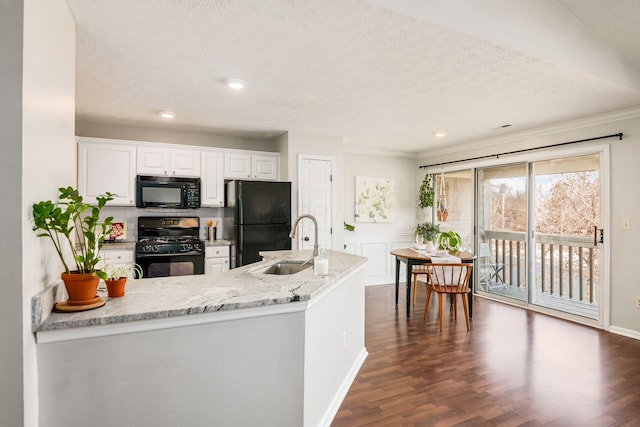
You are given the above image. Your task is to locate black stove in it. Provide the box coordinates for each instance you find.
[135,217,205,277]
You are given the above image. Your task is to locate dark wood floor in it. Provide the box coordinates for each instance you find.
[332,284,640,427]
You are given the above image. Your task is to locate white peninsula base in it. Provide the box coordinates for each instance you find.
[36,251,367,427]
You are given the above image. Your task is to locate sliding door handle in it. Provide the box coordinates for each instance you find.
[593,226,604,245]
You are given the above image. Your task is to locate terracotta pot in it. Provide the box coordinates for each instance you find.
[106,277,127,297]
[61,272,100,305]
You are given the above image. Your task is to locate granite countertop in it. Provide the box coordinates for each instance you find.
[33,250,366,332]
[102,241,136,250]
[205,239,231,247]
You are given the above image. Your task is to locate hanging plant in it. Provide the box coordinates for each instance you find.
[418,173,434,208]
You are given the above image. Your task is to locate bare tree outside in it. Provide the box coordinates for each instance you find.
[535,172,599,236]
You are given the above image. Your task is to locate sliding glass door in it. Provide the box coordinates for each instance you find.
[476,153,603,323]
[530,154,601,320]
[476,163,528,302]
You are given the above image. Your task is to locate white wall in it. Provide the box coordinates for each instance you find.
[343,152,417,285]
[418,111,640,337]
[1,1,25,426]
[19,0,77,426]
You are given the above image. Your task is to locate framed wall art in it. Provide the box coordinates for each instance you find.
[354,176,395,223]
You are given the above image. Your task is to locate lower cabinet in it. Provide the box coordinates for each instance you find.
[205,246,230,274]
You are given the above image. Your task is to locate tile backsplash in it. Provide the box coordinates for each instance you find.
[102,206,225,241]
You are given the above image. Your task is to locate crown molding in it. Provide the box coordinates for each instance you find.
[418,106,640,159]
[344,144,416,158]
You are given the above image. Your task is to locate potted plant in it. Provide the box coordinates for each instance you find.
[437,196,448,221]
[438,230,462,252]
[32,187,114,305]
[103,263,143,297]
[414,222,440,250]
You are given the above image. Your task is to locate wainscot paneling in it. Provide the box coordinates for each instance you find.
[344,233,413,285]
[343,243,357,255]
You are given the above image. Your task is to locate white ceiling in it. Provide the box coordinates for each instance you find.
[67,0,640,155]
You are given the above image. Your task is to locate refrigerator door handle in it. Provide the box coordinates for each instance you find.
[238,181,243,224]
[237,226,243,266]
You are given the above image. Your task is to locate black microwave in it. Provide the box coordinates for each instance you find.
[136,175,201,209]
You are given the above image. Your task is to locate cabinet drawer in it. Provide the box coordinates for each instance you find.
[205,246,229,258]
[103,250,134,264]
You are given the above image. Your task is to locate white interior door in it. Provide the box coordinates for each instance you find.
[298,155,334,250]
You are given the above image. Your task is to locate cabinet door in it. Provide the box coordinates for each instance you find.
[205,246,230,274]
[78,142,136,206]
[201,151,224,207]
[205,257,230,274]
[137,146,170,175]
[224,153,252,179]
[252,155,279,180]
[170,148,201,177]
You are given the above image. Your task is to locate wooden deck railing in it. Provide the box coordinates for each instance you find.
[483,230,599,305]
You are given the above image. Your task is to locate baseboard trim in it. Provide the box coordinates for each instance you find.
[609,326,640,341]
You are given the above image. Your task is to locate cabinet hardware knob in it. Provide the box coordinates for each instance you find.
[304,236,310,241]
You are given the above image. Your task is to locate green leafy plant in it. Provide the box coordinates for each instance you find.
[344,222,355,232]
[418,173,434,209]
[104,263,143,281]
[32,187,114,279]
[414,222,440,242]
[437,230,462,251]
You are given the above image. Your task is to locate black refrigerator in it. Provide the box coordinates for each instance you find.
[224,180,292,267]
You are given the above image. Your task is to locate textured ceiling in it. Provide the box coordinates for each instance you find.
[67,0,640,154]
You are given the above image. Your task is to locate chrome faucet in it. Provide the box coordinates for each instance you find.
[289,214,319,258]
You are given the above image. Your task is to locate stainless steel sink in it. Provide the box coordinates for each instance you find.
[260,260,312,275]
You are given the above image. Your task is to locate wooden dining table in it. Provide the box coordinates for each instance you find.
[390,248,476,318]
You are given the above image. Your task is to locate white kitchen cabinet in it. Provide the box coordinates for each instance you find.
[224,152,279,180]
[78,140,137,206]
[200,151,224,207]
[252,154,279,180]
[137,146,201,177]
[205,246,230,274]
[224,152,251,179]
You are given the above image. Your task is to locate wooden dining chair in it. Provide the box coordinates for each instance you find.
[411,264,431,305]
[423,263,473,331]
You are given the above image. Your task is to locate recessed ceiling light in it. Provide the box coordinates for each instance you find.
[159,110,176,119]
[224,78,247,90]
[433,131,447,138]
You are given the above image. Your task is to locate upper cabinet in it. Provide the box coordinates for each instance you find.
[224,152,279,180]
[78,138,280,206]
[201,151,224,207]
[137,146,201,177]
[78,139,137,206]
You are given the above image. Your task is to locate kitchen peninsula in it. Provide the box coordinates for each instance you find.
[33,250,367,427]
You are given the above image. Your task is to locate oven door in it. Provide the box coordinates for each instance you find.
[136,253,205,278]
